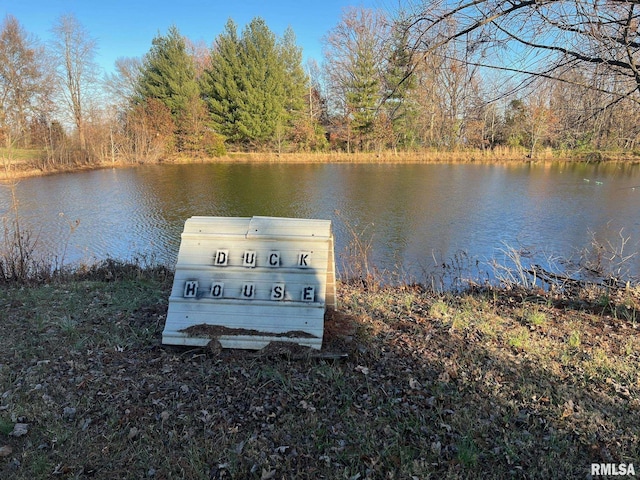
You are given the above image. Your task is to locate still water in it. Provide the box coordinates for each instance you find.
[2,162,640,285]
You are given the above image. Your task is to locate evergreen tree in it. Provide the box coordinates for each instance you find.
[324,7,387,151]
[137,26,200,119]
[136,26,213,153]
[202,17,308,147]
[279,27,307,119]
[346,45,380,149]
[201,19,243,142]
[236,18,286,144]
[384,20,418,148]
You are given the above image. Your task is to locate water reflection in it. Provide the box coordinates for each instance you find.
[1,162,639,283]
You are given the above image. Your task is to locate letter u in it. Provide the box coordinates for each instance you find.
[242,284,255,298]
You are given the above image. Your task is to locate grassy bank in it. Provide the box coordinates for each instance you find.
[0,265,638,479]
[3,147,640,181]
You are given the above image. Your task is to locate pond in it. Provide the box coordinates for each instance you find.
[2,161,640,287]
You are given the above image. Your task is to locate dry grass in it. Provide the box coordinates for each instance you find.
[0,147,640,180]
[0,267,638,479]
[4,146,640,181]
[222,147,540,164]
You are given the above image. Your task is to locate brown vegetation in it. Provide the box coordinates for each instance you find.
[3,147,640,182]
[0,264,638,479]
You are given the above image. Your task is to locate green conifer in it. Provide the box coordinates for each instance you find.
[137,26,200,119]
[201,19,243,142]
[202,17,308,147]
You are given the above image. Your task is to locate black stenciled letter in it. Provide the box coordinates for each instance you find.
[214,250,228,266]
[211,282,224,298]
[302,286,315,302]
[297,251,311,267]
[268,251,280,267]
[184,280,198,298]
[243,250,256,267]
[241,283,255,299]
[271,283,285,300]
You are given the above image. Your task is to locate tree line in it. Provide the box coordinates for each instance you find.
[2,2,640,168]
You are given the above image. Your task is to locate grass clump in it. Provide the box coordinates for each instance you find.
[508,327,530,350]
[525,308,547,327]
[0,418,14,436]
[567,330,581,349]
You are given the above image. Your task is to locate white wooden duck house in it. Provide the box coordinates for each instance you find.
[162,216,336,350]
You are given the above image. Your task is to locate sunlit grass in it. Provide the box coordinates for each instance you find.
[0,147,43,163]
[525,308,547,327]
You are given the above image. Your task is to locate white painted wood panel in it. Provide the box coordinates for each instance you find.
[163,216,336,350]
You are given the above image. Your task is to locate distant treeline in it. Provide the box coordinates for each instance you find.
[2,3,640,169]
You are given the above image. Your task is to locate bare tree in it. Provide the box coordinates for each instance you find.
[104,57,142,109]
[185,38,212,82]
[323,7,390,151]
[404,0,640,107]
[0,15,53,149]
[50,14,99,152]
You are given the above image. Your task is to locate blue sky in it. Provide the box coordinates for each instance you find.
[1,0,390,74]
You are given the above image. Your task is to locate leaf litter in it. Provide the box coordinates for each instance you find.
[0,272,638,478]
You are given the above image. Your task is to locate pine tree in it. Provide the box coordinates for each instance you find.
[202,17,308,147]
[384,20,418,149]
[236,17,286,144]
[137,26,200,119]
[279,27,307,119]
[201,19,243,142]
[324,7,387,151]
[136,26,210,153]
[346,45,380,149]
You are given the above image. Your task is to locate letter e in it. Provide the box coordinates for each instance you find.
[302,286,315,302]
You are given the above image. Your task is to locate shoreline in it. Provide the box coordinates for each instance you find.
[2,149,640,181]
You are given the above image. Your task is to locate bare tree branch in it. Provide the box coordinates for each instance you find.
[404,0,640,106]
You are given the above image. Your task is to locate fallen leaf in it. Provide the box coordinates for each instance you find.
[63,406,77,420]
[10,423,28,437]
[431,441,441,456]
[0,445,12,457]
[355,365,369,375]
[261,468,276,480]
[561,400,574,419]
[299,400,316,412]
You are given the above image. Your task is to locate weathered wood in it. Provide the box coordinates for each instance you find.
[163,216,336,350]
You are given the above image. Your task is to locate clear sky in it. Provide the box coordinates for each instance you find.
[1,0,391,74]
